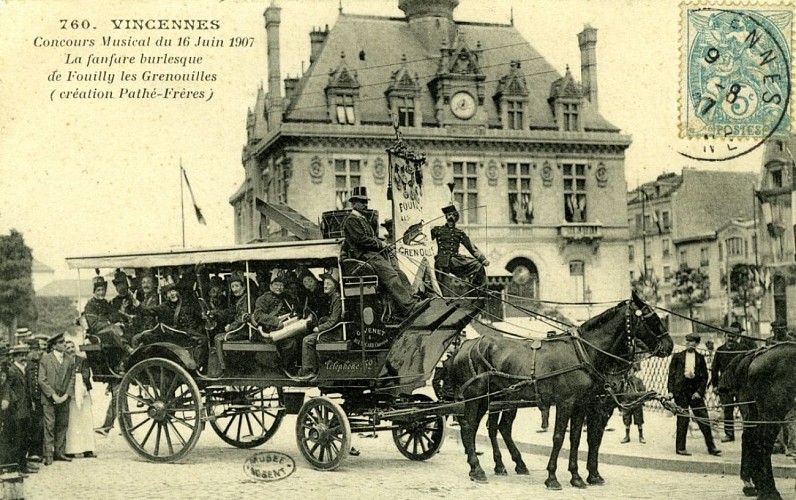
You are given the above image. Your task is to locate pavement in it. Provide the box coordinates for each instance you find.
[455,405,796,479]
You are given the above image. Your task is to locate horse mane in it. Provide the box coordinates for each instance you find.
[579,300,626,332]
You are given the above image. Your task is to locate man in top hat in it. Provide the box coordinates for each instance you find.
[1,344,39,475]
[38,332,75,465]
[431,203,490,292]
[342,186,421,320]
[667,333,721,457]
[711,321,758,443]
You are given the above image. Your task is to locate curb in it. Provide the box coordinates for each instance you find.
[445,425,796,479]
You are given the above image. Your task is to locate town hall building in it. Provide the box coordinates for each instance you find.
[231,0,632,322]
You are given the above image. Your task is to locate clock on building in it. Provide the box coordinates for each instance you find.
[450,91,476,120]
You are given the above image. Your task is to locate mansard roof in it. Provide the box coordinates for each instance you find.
[285,13,618,131]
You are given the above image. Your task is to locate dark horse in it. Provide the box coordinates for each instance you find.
[719,342,796,500]
[442,292,673,486]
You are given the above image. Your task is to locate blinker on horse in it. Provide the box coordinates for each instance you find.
[441,291,673,486]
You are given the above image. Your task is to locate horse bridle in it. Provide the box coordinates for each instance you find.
[630,299,668,358]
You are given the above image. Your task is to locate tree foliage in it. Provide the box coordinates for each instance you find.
[0,230,36,341]
[722,263,766,308]
[672,267,710,317]
[631,271,659,305]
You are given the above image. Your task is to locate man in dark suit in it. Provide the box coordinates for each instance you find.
[25,335,48,462]
[38,332,75,465]
[711,321,758,442]
[1,345,39,475]
[341,186,422,320]
[667,333,721,456]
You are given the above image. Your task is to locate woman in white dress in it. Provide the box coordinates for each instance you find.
[64,336,97,458]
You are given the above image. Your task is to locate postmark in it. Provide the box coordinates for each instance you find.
[243,451,296,481]
[680,3,793,160]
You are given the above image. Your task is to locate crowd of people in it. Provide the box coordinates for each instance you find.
[0,327,96,477]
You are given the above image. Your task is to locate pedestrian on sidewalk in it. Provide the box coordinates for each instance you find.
[621,363,646,444]
[64,336,97,458]
[710,321,756,443]
[667,333,721,457]
[38,332,75,465]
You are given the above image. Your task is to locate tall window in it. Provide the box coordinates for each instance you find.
[396,96,415,127]
[664,266,671,282]
[563,103,579,131]
[661,211,671,231]
[335,159,361,207]
[507,162,532,224]
[273,161,288,204]
[335,94,355,125]
[635,214,642,235]
[700,246,709,266]
[662,238,671,256]
[771,167,783,188]
[679,249,688,268]
[506,100,523,130]
[453,161,479,223]
[563,163,587,222]
[628,245,635,262]
[570,260,585,301]
[726,237,743,257]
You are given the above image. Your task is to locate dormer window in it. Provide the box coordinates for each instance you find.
[335,93,356,125]
[507,100,523,130]
[396,96,415,127]
[563,103,580,131]
[495,60,529,131]
[548,66,585,132]
[386,54,421,129]
[326,51,360,126]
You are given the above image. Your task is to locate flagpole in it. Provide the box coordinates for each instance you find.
[180,159,185,248]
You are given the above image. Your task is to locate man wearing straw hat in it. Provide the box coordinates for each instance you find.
[342,186,422,320]
[2,344,40,475]
[431,202,490,292]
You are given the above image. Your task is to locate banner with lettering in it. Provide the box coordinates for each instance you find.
[386,139,438,293]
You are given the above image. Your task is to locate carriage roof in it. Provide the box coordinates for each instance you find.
[66,238,344,269]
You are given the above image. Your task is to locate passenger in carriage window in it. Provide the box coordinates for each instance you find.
[299,271,330,321]
[137,282,203,335]
[252,275,294,332]
[131,272,159,333]
[297,273,343,380]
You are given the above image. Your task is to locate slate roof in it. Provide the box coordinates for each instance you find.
[283,13,619,132]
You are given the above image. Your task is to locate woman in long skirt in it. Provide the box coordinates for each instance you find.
[65,338,96,458]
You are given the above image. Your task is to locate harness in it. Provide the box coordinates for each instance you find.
[454,300,667,407]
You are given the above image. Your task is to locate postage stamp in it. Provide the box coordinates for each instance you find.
[680,3,793,140]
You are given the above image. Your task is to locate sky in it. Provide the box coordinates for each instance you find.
[0,0,771,279]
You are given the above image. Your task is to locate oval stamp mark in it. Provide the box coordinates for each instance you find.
[680,5,792,161]
[243,451,296,481]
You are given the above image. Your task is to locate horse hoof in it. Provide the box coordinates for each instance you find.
[587,474,605,485]
[470,471,488,483]
[545,479,562,490]
[570,477,587,489]
[741,486,756,497]
[516,465,530,475]
[494,468,507,476]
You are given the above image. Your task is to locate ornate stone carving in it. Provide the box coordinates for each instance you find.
[309,156,324,184]
[541,161,554,187]
[595,162,608,188]
[373,157,386,184]
[432,159,445,185]
[487,159,499,186]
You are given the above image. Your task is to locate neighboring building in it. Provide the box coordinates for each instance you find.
[627,168,758,333]
[37,279,96,312]
[232,1,633,322]
[756,136,796,330]
[31,257,55,292]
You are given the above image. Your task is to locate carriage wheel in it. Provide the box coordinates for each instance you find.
[208,386,284,449]
[295,397,351,471]
[117,358,203,463]
[392,394,446,461]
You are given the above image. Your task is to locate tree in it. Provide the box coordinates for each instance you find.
[0,229,36,345]
[631,271,659,305]
[722,263,766,330]
[672,267,710,331]
[32,297,79,337]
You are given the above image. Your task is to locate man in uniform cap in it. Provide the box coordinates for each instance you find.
[667,333,721,457]
[83,275,130,354]
[252,274,294,331]
[38,332,75,465]
[207,272,251,378]
[1,344,39,475]
[341,186,423,320]
[711,321,758,443]
[431,203,490,293]
[766,319,794,344]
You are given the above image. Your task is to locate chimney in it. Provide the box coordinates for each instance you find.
[264,4,283,126]
[577,24,598,110]
[310,25,329,65]
[399,0,458,51]
[284,75,299,103]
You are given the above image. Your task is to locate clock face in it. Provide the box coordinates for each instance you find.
[450,92,476,120]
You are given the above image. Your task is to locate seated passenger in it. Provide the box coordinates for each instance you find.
[297,273,343,380]
[132,282,203,346]
[110,271,137,339]
[300,272,330,321]
[208,273,250,377]
[83,276,129,352]
[131,272,159,334]
[252,275,294,332]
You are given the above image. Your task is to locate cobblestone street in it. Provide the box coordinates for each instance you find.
[18,391,796,500]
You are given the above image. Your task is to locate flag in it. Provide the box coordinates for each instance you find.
[181,166,206,225]
[651,209,663,234]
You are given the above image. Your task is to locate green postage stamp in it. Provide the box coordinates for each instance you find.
[681,3,793,139]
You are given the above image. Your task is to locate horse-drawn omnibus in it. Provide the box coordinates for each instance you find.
[67,237,480,470]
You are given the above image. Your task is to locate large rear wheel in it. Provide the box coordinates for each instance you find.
[392,394,446,461]
[208,386,284,448]
[117,358,203,463]
[295,397,351,470]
